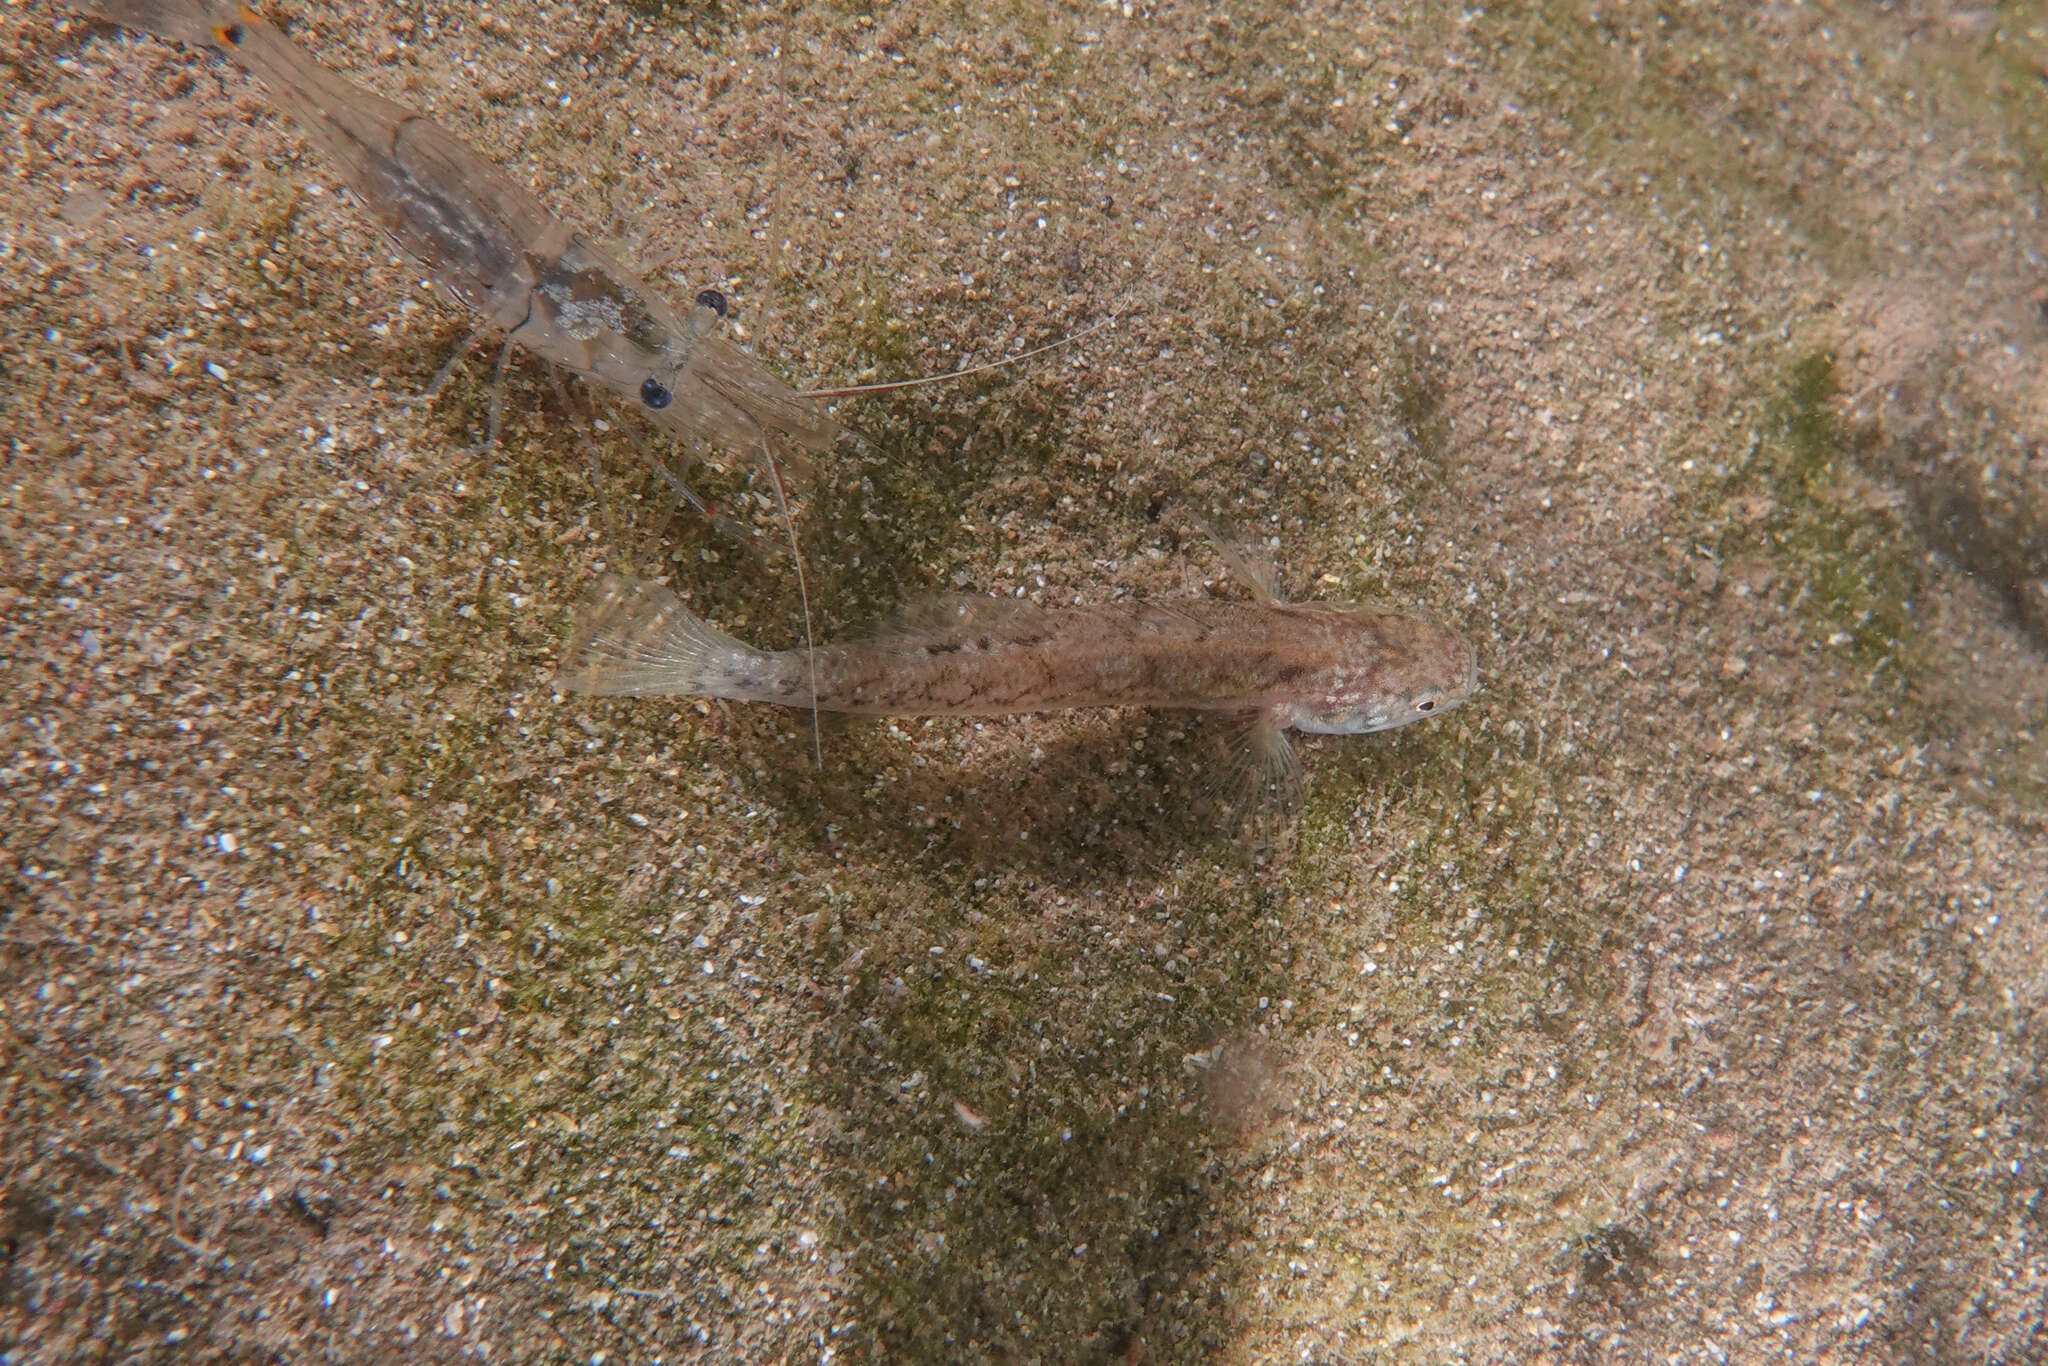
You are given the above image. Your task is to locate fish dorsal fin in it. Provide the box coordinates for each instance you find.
[1189,516,1286,604]
[874,594,1061,643]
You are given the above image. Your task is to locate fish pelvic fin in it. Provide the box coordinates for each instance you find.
[557,575,767,699]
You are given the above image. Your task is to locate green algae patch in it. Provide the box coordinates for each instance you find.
[1458,2,1881,278]
[796,865,1291,1362]
[1890,7,2048,191]
[1693,339,2044,825]
[804,378,1079,628]
[1735,350,1921,678]
[618,0,730,34]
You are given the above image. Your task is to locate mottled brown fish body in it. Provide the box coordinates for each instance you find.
[561,579,1476,740]
[762,601,1455,721]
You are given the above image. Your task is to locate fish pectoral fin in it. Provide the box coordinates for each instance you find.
[1209,709,1304,830]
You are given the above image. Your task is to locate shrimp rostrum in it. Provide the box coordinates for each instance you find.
[70,0,835,457]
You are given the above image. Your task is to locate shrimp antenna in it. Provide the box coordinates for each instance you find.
[801,316,1114,400]
[755,427,822,770]
[758,19,819,769]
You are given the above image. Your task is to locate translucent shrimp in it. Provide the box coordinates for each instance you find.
[71,0,836,458]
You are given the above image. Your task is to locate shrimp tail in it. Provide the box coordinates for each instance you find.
[69,0,243,47]
[557,576,785,702]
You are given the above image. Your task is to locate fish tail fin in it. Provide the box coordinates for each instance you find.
[557,576,772,699]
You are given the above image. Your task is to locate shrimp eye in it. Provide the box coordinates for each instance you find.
[1415,697,1436,713]
[640,378,673,410]
[695,289,729,318]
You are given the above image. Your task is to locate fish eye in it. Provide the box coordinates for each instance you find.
[695,288,728,318]
[1415,697,1436,713]
[640,377,673,409]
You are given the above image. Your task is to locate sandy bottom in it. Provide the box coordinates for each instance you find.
[5,1,2046,1361]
